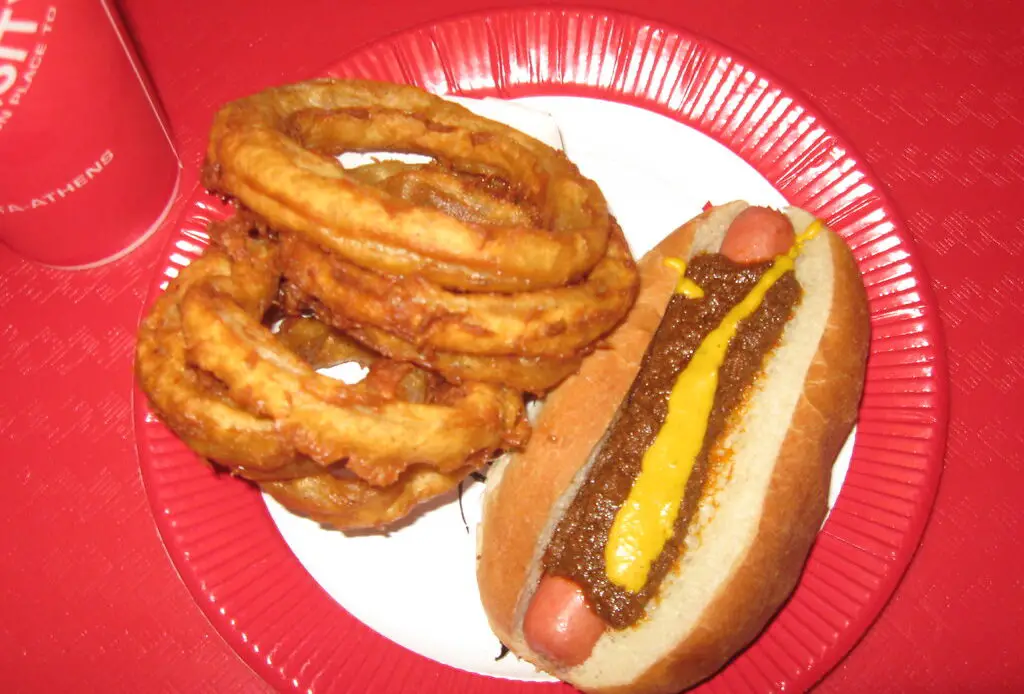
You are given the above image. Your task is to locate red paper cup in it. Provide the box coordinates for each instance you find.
[0,0,180,268]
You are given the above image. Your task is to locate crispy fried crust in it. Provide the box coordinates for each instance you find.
[277,224,637,359]
[263,464,474,530]
[477,203,870,693]
[205,79,614,292]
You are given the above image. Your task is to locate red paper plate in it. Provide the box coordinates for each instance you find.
[135,7,947,693]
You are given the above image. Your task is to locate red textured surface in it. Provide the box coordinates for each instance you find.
[1,1,1020,693]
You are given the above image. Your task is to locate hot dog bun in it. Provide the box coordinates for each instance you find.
[476,201,870,693]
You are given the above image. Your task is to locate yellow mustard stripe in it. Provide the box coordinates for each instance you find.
[664,257,705,299]
[605,219,823,592]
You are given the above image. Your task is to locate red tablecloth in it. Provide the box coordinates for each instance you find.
[2,0,1021,691]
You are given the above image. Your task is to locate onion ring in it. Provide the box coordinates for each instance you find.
[277,223,637,358]
[204,79,612,291]
[277,294,584,394]
[135,245,304,474]
[266,320,508,529]
[263,463,475,531]
[139,213,526,493]
[343,325,584,395]
[179,281,525,487]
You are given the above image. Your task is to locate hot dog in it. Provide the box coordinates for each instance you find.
[476,201,870,694]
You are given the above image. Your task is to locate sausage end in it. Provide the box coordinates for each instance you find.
[523,574,606,668]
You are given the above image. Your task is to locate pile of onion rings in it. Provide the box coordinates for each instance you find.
[136,79,639,529]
